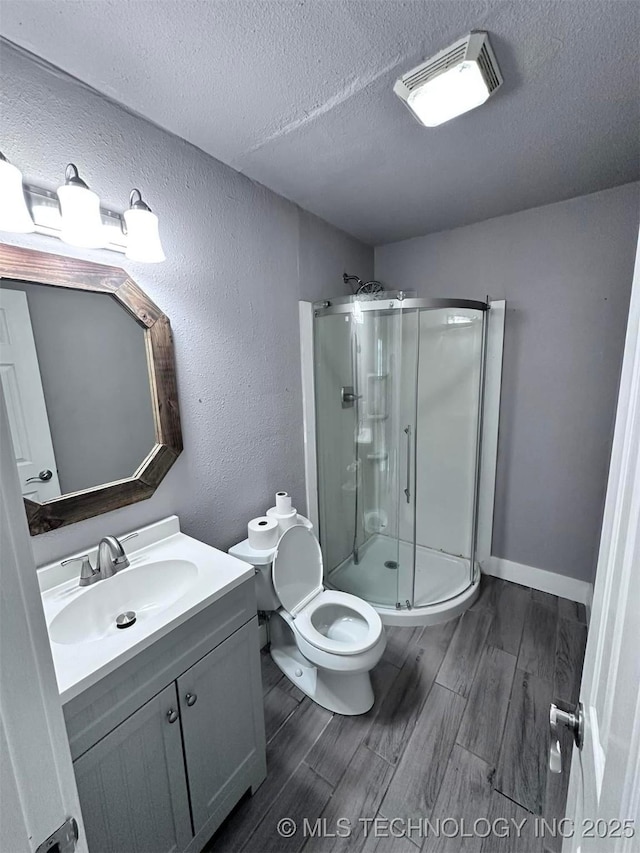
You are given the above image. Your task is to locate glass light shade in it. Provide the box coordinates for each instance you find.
[124,208,165,263]
[407,61,490,127]
[57,183,104,247]
[0,158,35,232]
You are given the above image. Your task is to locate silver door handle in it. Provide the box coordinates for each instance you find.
[341,386,362,407]
[26,469,53,483]
[549,702,584,774]
[404,425,411,503]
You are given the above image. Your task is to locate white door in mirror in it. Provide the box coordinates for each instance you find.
[0,288,61,500]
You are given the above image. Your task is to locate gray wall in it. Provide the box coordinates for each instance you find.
[376,183,639,583]
[1,43,372,565]
[2,280,155,493]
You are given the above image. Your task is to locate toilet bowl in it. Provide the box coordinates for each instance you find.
[230,525,385,715]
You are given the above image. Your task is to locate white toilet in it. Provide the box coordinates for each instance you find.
[230,525,386,715]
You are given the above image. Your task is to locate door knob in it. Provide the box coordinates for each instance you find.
[185,692,197,707]
[167,709,179,724]
[549,702,584,774]
[26,469,53,483]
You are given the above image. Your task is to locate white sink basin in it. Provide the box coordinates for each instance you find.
[38,516,254,702]
[48,559,198,645]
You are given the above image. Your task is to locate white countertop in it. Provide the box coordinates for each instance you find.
[38,516,254,703]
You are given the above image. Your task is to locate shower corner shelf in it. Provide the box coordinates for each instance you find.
[366,451,388,462]
[366,413,388,422]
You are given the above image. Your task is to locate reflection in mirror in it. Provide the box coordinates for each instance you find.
[0,280,156,501]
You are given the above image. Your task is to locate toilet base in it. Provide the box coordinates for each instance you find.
[269,614,375,715]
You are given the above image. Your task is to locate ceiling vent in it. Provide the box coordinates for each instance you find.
[393,32,503,127]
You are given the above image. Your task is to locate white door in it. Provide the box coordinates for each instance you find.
[0,287,61,501]
[0,390,87,852]
[563,231,640,851]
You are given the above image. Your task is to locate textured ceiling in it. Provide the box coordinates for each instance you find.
[1,1,638,244]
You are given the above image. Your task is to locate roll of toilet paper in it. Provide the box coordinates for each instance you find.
[266,505,298,532]
[247,516,279,549]
[275,491,292,513]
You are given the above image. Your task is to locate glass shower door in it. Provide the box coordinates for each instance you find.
[314,297,415,609]
[410,305,485,607]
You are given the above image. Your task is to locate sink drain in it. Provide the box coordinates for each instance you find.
[116,611,137,629]
[384,560,399,570]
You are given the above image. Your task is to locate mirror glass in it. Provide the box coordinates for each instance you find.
[0,279,156,501]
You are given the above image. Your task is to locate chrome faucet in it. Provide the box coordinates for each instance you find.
[62,532,138,587]
[97,535,134,578]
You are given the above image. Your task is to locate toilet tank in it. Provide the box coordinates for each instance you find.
[229,517,314,612]
[228,539,280,611]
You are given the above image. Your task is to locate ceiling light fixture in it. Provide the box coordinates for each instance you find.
[124,189,165,263]
[0,152,35,233]
[393,31,503,127]
[57,163,104,248]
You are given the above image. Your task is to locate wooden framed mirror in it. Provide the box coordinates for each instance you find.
[0,244,182,535]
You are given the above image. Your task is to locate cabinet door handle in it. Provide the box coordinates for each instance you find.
[185,692,197,707]
[167,708,179,724]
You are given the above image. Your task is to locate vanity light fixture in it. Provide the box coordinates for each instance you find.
[393,31,503,127]
[56,163,105,248]
[0,156,165,262]
[0,152,35,233]
[124,189,166,263]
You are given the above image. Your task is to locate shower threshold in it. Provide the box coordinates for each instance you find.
[327,534,480,627]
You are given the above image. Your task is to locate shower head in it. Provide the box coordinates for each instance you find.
[343,272,385,295]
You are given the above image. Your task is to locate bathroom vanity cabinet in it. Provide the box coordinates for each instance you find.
[63,579,266,853]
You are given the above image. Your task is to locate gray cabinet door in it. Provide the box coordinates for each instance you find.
[74,683,192,853]
[177,617,266,838]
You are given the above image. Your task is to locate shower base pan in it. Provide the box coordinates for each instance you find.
[328,534,479,627]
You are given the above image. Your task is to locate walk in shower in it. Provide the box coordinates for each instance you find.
[311,291,496,625]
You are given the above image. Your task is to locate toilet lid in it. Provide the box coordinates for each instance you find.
[272,526,323,616]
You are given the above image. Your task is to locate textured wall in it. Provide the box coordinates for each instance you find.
[1,44,372,565]
[376,183,639,582]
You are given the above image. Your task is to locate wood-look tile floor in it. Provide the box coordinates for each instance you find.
[206,577,587,853]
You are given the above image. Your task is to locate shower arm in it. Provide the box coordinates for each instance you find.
[343,273,363,293]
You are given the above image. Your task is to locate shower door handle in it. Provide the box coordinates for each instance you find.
[404,425,411,503]
[341,386,362,407]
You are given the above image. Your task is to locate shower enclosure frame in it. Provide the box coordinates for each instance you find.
[299,293,505,627]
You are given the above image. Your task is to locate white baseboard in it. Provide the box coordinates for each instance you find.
[483,556,593,607]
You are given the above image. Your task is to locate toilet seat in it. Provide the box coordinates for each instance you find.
[272,526,383,657]
[294,589,383,656]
